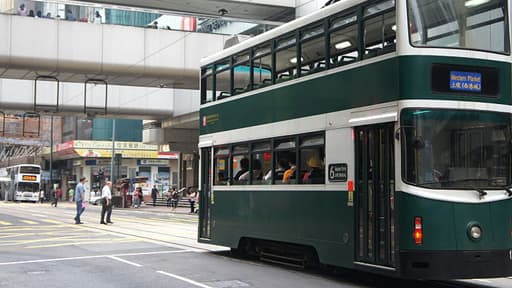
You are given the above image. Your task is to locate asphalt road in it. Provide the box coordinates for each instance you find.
[0,201,510,288]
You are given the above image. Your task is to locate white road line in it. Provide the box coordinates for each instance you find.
[156,271,213,288]
[473,279,492,283]
[31,214,46,218]
[0,249,194,266]
[107,256,142,267]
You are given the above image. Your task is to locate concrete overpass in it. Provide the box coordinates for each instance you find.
[0,13,233,120]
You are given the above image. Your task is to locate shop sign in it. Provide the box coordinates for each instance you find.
[138,159,169,166]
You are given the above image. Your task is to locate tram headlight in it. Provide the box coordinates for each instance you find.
[467,222,482,241]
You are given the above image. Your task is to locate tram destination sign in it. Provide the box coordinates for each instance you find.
[431,64,499,96]
[328,163,347,182]
[449,71,481,92]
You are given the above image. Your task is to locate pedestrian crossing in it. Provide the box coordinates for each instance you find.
[0,219,64,226]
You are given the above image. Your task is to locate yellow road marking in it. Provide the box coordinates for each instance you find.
[0,221,12,225]
[20,220,38,225]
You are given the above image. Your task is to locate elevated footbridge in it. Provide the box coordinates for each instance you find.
[0,13,231,119]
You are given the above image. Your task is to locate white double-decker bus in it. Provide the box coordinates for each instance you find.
[4,164,41,202]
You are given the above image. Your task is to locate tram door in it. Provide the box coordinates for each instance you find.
[355,123,396,268]
[199,147,212,240]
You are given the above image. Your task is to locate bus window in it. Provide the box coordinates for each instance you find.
[233,51,251,95]
[215,58,232,100]
[214,147,230,185]
[329,14,359,66]
[300,22,326,76]
[252,43,272,89]
[274,138,297,184]
[363,2,396,59]
[232,144,250,185]
[275,33,298,83]
[252,141,272,185]
[300,134,325,184]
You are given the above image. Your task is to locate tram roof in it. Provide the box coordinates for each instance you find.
[201,0,366,66]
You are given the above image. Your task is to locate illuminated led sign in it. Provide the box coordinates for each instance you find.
[450,71,482,92]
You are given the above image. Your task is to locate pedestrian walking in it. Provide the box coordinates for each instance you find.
[151,185,158,207]
[39,189,45,203]
[133,187,142,208]
[74,177,87,224]
[68,187,74,202]
[17,4,28,16]
[51,186,63,207]
[100,181,113,225]
[170,188,179,210]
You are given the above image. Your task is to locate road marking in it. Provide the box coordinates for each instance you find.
[156,271,213,288]
[26,238,139,249]
[0,221,12,225]
[107,256,142,267]
[473,279,492,283]
[31,214,46,218]
[20,220,38,225]
[0,249,194,266]
[40,219,61,224]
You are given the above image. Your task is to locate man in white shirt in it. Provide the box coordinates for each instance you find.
[100,181,113,225]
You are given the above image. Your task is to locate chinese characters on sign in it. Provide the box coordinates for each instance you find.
[450,71,482,92]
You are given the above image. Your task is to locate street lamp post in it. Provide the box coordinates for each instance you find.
[110,119,116,183]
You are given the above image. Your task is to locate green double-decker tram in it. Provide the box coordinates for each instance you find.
[198,0,512,279]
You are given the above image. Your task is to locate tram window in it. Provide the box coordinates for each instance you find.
[252,142,272,185]
[253,43,273,89]
[363,10,396,59]
[300,23,326,76]
[232,144,250,185]
[214,147,230,185]
[274,138,297,184]
[215,58,231,100]
[401,109,512,189]
[233,51,251,96]
[364,0,394,17]
[275,33,298,82]
[201,66,214,104]
[300,135,325,184]
[329,22,359,66]
[407,0,509,54]
[330,13,357,30]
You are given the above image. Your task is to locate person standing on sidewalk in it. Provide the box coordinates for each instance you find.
[74,177,87,224]
[188,190,197,213]
[100,181,113,225]
[151,185,158,207]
